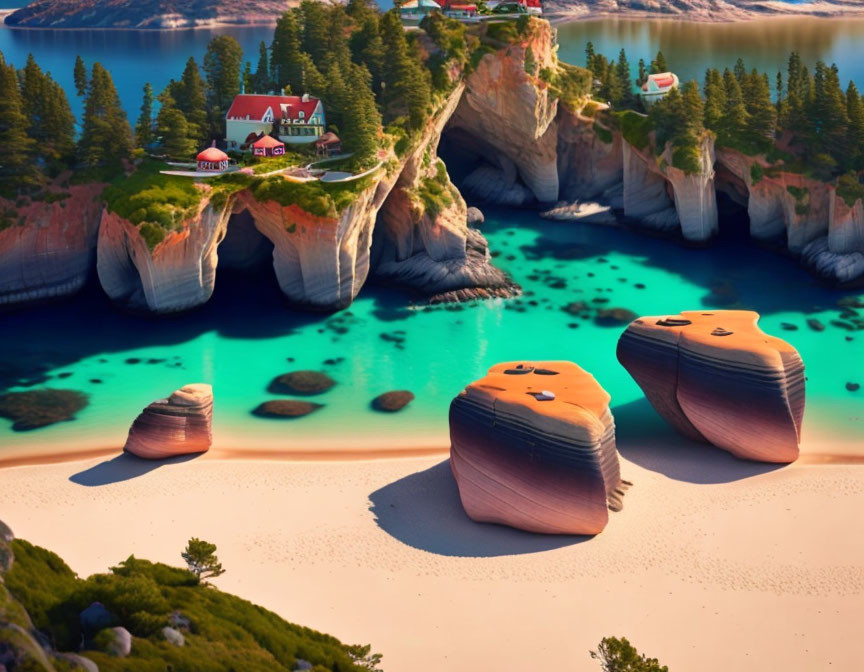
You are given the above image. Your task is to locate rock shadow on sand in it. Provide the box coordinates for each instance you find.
[369,460,589,557]
[70,452,202,487]
[613,398,785,484]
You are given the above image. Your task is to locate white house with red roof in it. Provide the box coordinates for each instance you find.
[639,72,679,107]
[225,93,326,150]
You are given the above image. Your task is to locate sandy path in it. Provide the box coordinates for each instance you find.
[1,444,862,672]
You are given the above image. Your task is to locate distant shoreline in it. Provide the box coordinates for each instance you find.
[4,6,864,32]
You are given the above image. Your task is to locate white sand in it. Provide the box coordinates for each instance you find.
[1,444,863,672]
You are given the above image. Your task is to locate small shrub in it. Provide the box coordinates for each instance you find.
[836,172,864,207]
[615,110,653,151]
[593,121,613,144]
[750,162,764,185]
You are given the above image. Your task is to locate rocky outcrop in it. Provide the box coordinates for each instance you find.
[97,195,232,313]
[373,84,518,301]
[661,136,718,242]
[448,20,560,203]
[449,361,625,535]
[124,383,213,459]
[622,141,678,232]
[0,185,103,308]
[617,310,804,463]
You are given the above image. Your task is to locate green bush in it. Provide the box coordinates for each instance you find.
[836,172,864,207]
[615,110,653,151]
[786,185,810,215]
[750,162,764,185]
[672,143,703,175]
[5,539,375,672]
[593,121,613,144]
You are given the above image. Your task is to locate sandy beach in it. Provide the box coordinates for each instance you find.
[1,419,862,672]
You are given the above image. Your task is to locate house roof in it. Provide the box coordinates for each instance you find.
[448,3,477,9]
[227,94,320,122]
[401,0,441,9]
[252,134,284,148]
[197,147,229,162]
[642,72,677,91]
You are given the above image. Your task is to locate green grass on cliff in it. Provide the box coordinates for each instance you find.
[4,539,374,672]
[413,159,457,218]
[836,172,864,207]
[102,160,205,250]
[614,110,653,151]
[250,173,377,222]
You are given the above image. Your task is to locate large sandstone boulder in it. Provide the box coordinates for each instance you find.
[617,310,804,463]
[449,361,625,536]
[124,384,213,459]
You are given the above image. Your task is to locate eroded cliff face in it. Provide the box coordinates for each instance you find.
[557,108,623,201]
[373,84,516,300]
[0,185,104,308]
[96,194,232,313]
[448,20,560,204]
[236,183,383,311]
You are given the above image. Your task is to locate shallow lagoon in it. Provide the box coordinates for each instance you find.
[2,209,862,454]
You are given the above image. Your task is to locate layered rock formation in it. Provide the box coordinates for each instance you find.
[617,310,805,463]
[97,196,232,313]
[449,361,625,535]
[447,19,560,204]
[0,185,103,308]
[557,109,623,201]
[124,383,213,459]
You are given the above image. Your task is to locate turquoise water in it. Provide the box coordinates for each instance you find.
[2,210,862,454]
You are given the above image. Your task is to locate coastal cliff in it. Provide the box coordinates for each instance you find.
[96,194,233,313]
[0,185,103,308]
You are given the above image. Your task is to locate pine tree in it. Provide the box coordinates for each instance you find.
[203,35,243,139]
[743,71,776,146]
[585,41,595,70]
[681,80,704,136]
[135,82,155,148]
[650,51,668,74]
[341,63,381,165]
[270,11,304,94]
[350,13,385,93]
[78,62,134,168]
[721,68,749,145]
[73,54,87,97]
[299,0,332,69]
[175,58,209,144]
[253,41,270,93]
[181,538,225,583]
[21,54,75,167]
[636,58,647,87]
[846,81,864,169]
[156,99,198,160]
[702,69,726,131]
[733,57,746,82]
[615,48,633,107]
[0,55,36,185]
[380,9,431,129]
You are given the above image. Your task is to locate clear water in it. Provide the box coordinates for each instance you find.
[2,209,862,454]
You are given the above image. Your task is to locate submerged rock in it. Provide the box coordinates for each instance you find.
[371,391,415,412]
[449,361,625,535]
[268,371,335,395]
[124,384,213,459]
[252,400,323,418]
[617,310,804,463]
[0,389,89,431]
[594,307,638,326]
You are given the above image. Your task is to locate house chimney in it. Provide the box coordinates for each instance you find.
[301,93,310,103]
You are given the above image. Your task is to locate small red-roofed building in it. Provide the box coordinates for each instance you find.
[252,134,286,157]
[197,145,230,172]
[640,72,680,107]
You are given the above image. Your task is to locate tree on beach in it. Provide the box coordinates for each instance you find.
[589,636,668,672]
[135,82,155,148]
[73,54,87,97]
[181,538,225,583]
[77,62,134,168]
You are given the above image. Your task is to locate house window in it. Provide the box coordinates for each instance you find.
[299,111,305,120]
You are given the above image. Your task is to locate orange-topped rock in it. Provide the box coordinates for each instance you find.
[449,361,625,536]
[617,310,805,463]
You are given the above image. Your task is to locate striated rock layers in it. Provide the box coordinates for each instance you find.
[97,195,233,313]
[0,185,104,308]
[617,310,804,463]
[124,383,213,459]
[449,361,624,535]
[448,20,560,204]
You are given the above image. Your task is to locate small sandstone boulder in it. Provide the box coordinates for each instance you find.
[268,371,336,395]
[252,400,323,418]
[450,361,625,536]
[371,391,415,412]
[617,310,804,463]
[0,389,88,431]
[161,626,185,647]
[124,384,213,460]
[93,626,131,658]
